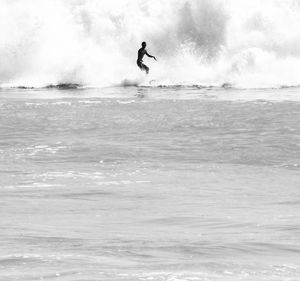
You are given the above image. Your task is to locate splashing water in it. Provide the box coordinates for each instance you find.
[1,0,300,88]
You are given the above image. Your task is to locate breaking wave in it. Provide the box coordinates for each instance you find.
[1,0,300,89]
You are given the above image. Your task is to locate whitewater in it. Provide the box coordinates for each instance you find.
[2,0,300,88]
[1,1,300,281]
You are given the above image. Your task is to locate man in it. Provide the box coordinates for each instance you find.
[137,42,157,74]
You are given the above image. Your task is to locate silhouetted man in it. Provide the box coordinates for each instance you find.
[137,42,156,74]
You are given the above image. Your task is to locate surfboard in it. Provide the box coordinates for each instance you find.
[121,79,140,87]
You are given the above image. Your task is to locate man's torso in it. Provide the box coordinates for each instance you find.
[138,48,146,62]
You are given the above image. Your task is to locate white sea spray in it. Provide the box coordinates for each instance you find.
[1,0,300,88]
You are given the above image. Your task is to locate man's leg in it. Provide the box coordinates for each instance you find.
[142,63,149,74]
[137,61,149,74]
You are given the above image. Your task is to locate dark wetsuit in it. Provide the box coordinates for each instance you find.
[137,48,150,74]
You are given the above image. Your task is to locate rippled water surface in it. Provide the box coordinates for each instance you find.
[0,87,299,281]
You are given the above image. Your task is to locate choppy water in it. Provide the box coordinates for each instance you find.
[0,87,300,281]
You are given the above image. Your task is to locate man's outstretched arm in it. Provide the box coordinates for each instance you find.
[146,51,157,61]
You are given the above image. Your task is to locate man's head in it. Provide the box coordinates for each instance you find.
[141,42,147,48]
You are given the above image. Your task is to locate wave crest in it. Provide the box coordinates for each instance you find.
[1,0,300,89]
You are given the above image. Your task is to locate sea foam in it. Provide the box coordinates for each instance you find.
[1,0,300,88]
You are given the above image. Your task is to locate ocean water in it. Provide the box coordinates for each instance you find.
[1,0,300,280]
[0,86,299,281]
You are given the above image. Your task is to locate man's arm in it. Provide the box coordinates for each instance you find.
[146,51,157,61]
